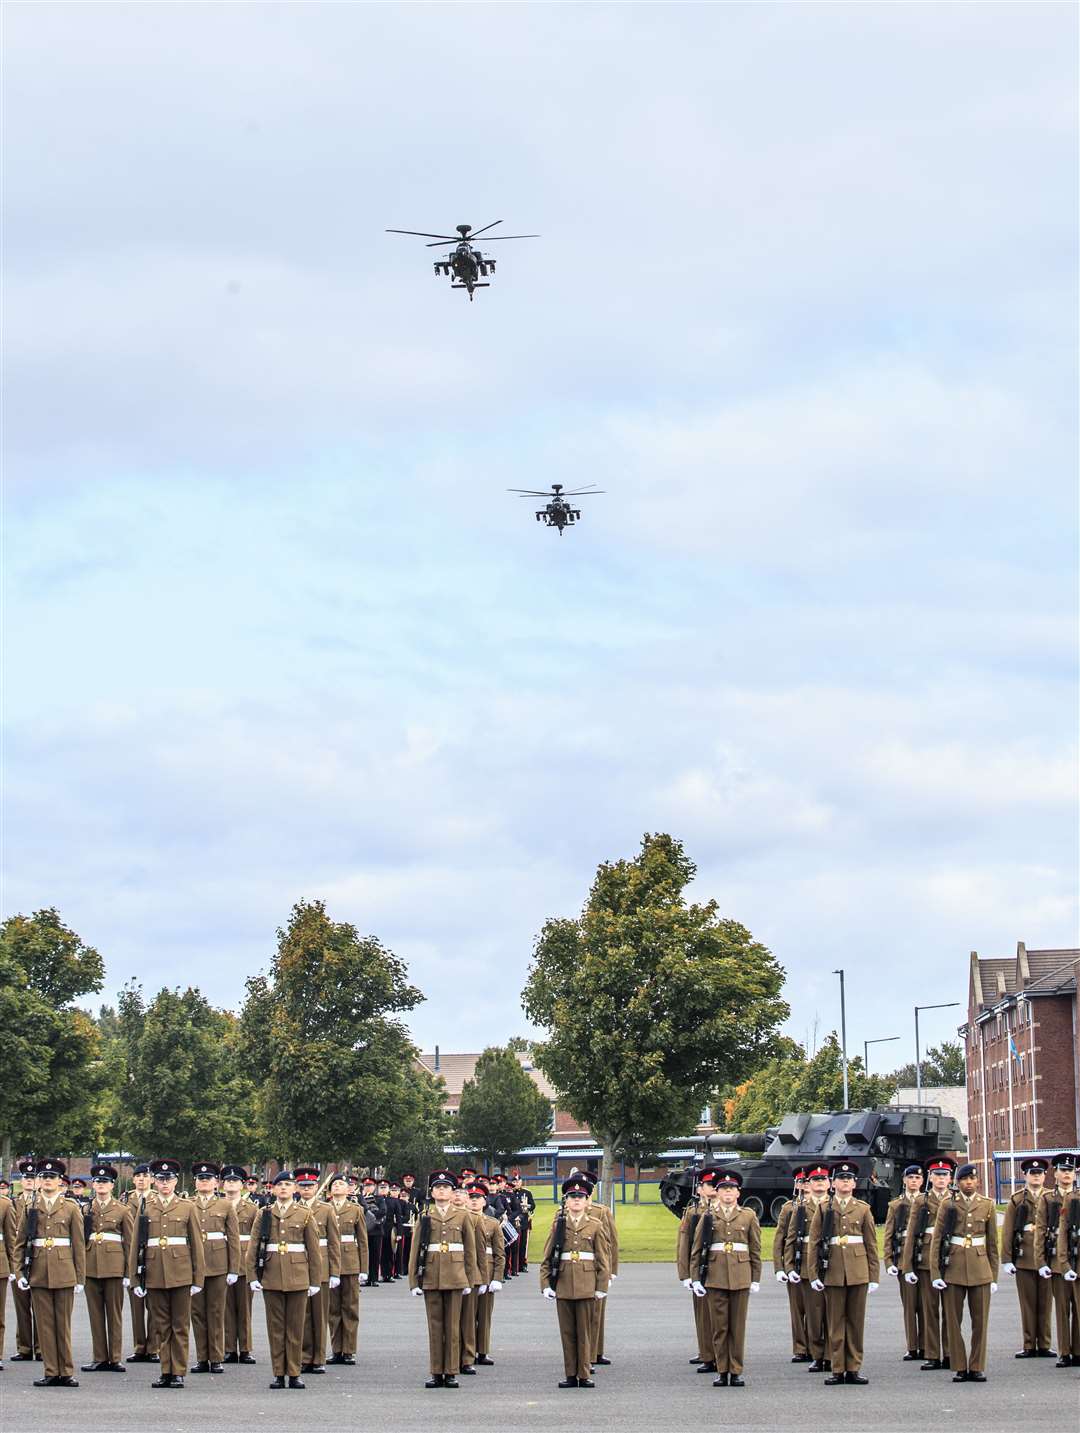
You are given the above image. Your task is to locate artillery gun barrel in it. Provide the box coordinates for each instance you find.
[665,1132,770,1153]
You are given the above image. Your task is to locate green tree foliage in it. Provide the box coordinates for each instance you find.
[522,832,789,1191]
[724,1033,897,1131]
[456,1046,553,1169]
[0,909,106,1157]
[116,983,257,1164]
[376,1062,452,1183]
[887,1040,966,1088]
[240,899,424,1163]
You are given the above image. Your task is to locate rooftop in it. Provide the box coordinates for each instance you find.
[969,944,1078,1014]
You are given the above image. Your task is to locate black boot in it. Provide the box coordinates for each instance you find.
[920,1359,943,1370]
[578,1377,595,1387]
[476,1355,494,1365]
[845,1372,868,1384]
[594,1355,611,1366]
[289,1376,306,1388]
[967,1371,986,1382]
[33,1376,58,1386]
[443,1374,460,1388]
[712,1372,729,1386]
[823,1374,845,1385]
[558,1377,579,1388]
[729,1373,745,1387]
[952,1370,969,1382]
[223,1352,239,1364]
[426,1374,445,1388]
[192,1361,211,1373]
[459,1364,476,1374]
[903,1351,921,1361]
[239,1353,257,1364]
[269,1376,286,1389]
[151,1374,175,1388]
[696,1361,717,1372]
[171,1376,185,1389]
[81,1362,108,1372]
[807,1360,826,1372]
[209,1362,224,1373]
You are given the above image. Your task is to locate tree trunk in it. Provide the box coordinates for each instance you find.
[600,1142,617,1210]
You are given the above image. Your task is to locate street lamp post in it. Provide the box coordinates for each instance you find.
[833,969,848,1109]
[914,1002,960,1105]
[863,1035,900,1076]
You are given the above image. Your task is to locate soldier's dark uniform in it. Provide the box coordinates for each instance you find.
[1001,1156,1053,1356]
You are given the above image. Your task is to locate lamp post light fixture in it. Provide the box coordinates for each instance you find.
[914,1002,960,1105]
[863,1035,900,1076]
[833,969,849,1109]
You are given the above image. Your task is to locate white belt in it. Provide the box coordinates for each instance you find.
[921,1230,933,1239]
[341,1234,356,1243]
[319,1238,328,1247]
[32,1237,71,1248]
[154,1237,190,1247]
[239,1234,251,1243]
[560,1250,594,1261]
[90,1232,123,1244]
[486,1246,493,1255]
[204,1231,226,1241]
[950,1235,986,1247]
[710,1241,749,1253]
[427,1242,465,1253]
[828,1236,864,1246]
[268,1243,306,1255]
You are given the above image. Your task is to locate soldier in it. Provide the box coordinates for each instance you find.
[12,1157,86,1387]
[580,1170,618,1367]
[805,1159,879,1385]
[80,1162,132,1373]
[243,1175,267,1208]
[678,1168,718,1371]
[326,1170,368,1365]
[409,1169,480,1388]
[784,1162,832,1372]
[471,1179,505,1365]
[773,1167,810,1362]
[689,1168,761,1387]
[68,1177,90,1210]
[189,1160,240,1374]
[11,1158,40,1362]
[1036,1152,1080,1367]
[1002,1154,1053,1358]
[539,1173,611,1389]
[884,1164,926,1360]
[124,1163,160,1363]
[0,1176,15,1371]
[512,1173,535,1271]
[294,1166,341,1375]
[246,1170,322,1389]
[127,1156,206,1388]
[220,1165,258,1364]
[929,1159,999,1382]
[901,1156,955,1370]
[361,1176,384,1288]
[452,1181,483,1375]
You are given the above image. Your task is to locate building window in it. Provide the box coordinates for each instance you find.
[535,1155,554,1175]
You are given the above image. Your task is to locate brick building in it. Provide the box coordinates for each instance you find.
[961,944,1079,1196]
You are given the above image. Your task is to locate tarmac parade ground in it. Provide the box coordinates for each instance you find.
[2,1265,1076,1432]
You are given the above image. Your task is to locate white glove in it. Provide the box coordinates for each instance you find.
[691,1280,707,1298]
[775,1269,788,1283]
[307,1285,319,1296]
[133,1285,146,1298]
[610,1273,617,1280]
[750,1281,760,1294]
[477,1283,488,1295]
[329,1276,340,1290]
[1038,1265,1053,1279]
[489,1280,502,1292]
[887,1265,898,1277]
[594,1290,607,1300]
[17,1276,30,1291]
[788,1271,802,1284]
[905,1272,918,1285]
[249,1280,262,1291]
[122,1277,131,1288]
[868,1282,878,1293]
[360,1272,368,1284]
[1001,1261,1016,1275]
[411,1286,424,1296]
[989,1282,998,1294]
[190,1285,202,1295]
[542,1286,557,1300]
[6,1272,14,1282]
[932,1278,947,1291]
[681,1277,694,1289]
[1065,1270,1078,1282]
[226,1273,239,1286]
[462,1287,471,1296]
[74,1283,84,1294]
[811,1279,825,1292]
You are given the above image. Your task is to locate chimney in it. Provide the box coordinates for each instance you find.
[435,1045,441,1072]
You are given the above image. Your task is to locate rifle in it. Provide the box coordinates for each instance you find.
[891,1199,911,1267]
[1012,1194,1032,1264]
[792,1199,807,1276]
[909,1195,931,1268]
[696,1209,714,1285]
[414,1204,432,1290]
[254,1204,272,1282]
[938,1191,959,1279]
[1066,1195,1080,1274]
[83,1200,94,1254]
[817,1197,835,1282]
[21,1190,39,1282]
[547,1201,567,1291]
[135,1195,150,1294]
[1043,1197,1062,1266]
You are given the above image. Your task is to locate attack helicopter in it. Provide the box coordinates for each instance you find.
[386,221,538,300]
[507,483,604,535]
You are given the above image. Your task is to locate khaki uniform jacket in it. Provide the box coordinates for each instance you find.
[84,1197,133,1279]
[930,1193,999,1286]
[900,1189,948,1273]
[14,1196,86,1288]
[773,1198,795,1268]
[782,1195,826,1276]
[539,1212,611,1299]
[477,1212,505,1284]
[806,1198,879,1286]
[1002,1188,1044,1271]
[233,1198,260,1261]
[690,1203,762,1289]
[408,1203,480,1291]
[193,1194,240,1277]
[127,1195,206,1290]
[883,1193,917,1269]
[1035,1190,1080,1274]
[244,1200,322,1291]
[329,1199,369,1277]
[589,1199,619,1274]
[677,1202,708,1282]
[0,1196,16,1277]
[299,1198,342,1282]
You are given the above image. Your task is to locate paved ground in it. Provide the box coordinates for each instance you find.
[2,1267,1076,1431]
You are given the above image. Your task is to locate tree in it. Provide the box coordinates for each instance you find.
[116,983,258,1164]
[724,1033,897,1131]
[887,1041,966,1089]
[377,1063,452,1183]
[457,1046,553,1169]
[0,908,106,1163]
[522,832,789,1194]
[240,899,424,1163]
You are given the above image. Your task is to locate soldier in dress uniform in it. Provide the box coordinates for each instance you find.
[127,1157,206,1388]
[68,1178,90,1211]
[470,1179,505,1365]
[361,1176,385,1289]
[12,1157,86,1387]
[884,1164,926,1361]
[189,1160,240,1374]
[773,1167,810,1362]
[689,1168,761,1386]
[326,1170,368,1365]
[409,1169,480,1388]
[80,1162,132,1373]
[0,1176,16,1371]
[294,1166,341,1375]
[678,1167,718,1371]
[901,1155,955,1370]
[243,1175,267,1208]
[805,1159,879,1385]
[578,1170,618,1368]
[453,1180,484,1375]
[929,1160,999,1382]
[398,1174,419,1277]
[11,1158,40,1362]
[124,1163,159,1363]
[245,1170,322,1389]
[784,1162,832,1372]
[1036,1152,1080,1367]
[1002,1155,1054,1358]
[539,1173,611,1389]
[220,1165,258,1363]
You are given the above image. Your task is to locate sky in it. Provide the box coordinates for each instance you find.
[4,3,1077,1075]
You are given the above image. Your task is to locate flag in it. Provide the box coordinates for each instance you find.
[1009,1035,1022,1067]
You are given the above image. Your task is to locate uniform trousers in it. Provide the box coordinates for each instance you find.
[398,1228,412,1279]
[301,1282,328,1366]
[1016,1268,1054,1351]
[191,1273,227,1363]
[1052,1275,1080,1358]
[129,1283,158,1356]
[224,1275,253,1355]
[824,1283,868,1373]
[30,1286,75,1378]
[785,1280,808,1357]
[915,1270,948,1360]
[798,1281,828,1361]
[366,1233,382,1286]
[263,1289,307,1377]
[380,1235,396,1281]
[477,1288,495,1356]
[328,1273,359,1356]
[459,1287,479,1366]
[424,1288,463,1375]
[943,1282,991,1373]
[520,1223,531,1268]
[898,1271,924,1352]
[590,1291,608,1359]
[85,1276,125,1363]
[556,1297,593,1381]
[706,1288,750,1374]
[693,1285,715,1360]
[0,1279,7,1361]
[14,1279,39,1357]
[147,1285,192,1376]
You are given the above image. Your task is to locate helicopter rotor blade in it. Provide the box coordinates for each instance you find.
[385,229,460,240]
[425,240,458,248]
[507,489,555,497]
[468,220,503,238]
[476,234,540,241]
[560,489,605,496]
